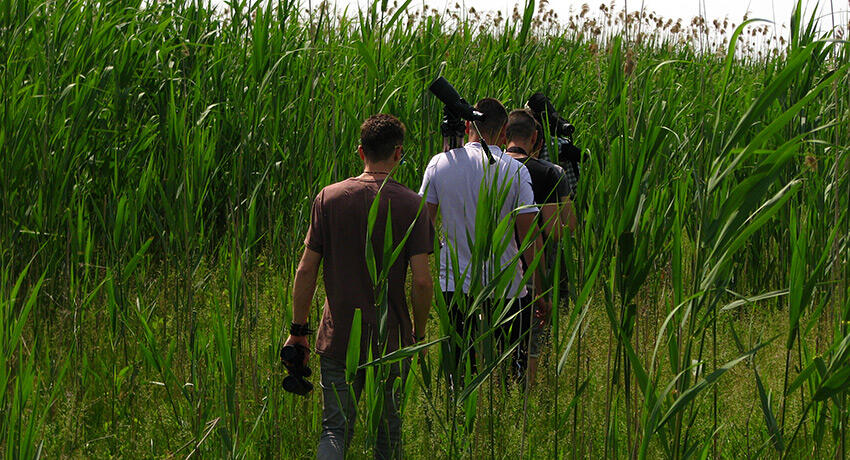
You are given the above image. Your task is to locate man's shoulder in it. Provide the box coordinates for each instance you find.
[511,155,539,171]
[498,151,526,168]
[520,156,557,176]
[494,154,534,195]
[386,183,429,215]
[384,179,420,196]
[319,178,422,208]
[423,152,444,173]
[499,154,531,178]
[428,147,469,165]
[536,158,564,173]
[318,178,359,196]
[425,148,476,181]
[316,178,383,206]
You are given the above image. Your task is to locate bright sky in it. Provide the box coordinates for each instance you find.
[210,0,846,26]
[407,0,836,24]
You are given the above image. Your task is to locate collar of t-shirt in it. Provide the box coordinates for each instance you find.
[465,141,504,160]
[505,146,529,157]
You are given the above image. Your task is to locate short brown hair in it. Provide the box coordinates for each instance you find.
[506,109,538,142]
[474,98,508,140]
[360,114,405,162]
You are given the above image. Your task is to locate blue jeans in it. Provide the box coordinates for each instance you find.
[316,356,406,460]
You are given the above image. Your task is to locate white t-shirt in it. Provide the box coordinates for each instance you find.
[419,142,538,298]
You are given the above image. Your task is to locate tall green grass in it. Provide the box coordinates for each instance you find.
[0,0,848,457]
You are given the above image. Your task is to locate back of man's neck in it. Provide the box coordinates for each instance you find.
[506,142,534,158]
[468,133,495,145]
[362,161,395,175]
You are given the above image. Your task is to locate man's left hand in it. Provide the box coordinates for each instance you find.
[283,334,310,366]
[534,297,552,327]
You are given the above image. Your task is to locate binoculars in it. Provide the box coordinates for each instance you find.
[280,344,313,396]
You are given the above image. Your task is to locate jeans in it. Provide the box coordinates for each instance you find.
[507,294,533,379]
[316,356,406,460]
[443,291,479,375]
[442,292,532,381]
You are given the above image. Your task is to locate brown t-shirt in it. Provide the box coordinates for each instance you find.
[305,177,433,362]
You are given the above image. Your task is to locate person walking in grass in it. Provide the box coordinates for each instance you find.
[419,98,549,383]
[283,114,433,460]
[504,108,577,386]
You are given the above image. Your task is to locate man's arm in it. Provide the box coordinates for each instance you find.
[561,197,577,232]
[540,196,577,240]
[426,202,438,227]
[284,247,321,364]
[516,212,552,323]
[409,253,432,340]
[516,213,545,296]
[540,204,561,240]
[419,158,439,228]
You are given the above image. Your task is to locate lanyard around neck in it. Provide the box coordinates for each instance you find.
[506,146,528,157]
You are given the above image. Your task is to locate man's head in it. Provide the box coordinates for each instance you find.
[467,98,508,145]
[506,109,540,151]
[359,114,406,163]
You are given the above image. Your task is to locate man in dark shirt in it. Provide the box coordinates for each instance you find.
[505,108,576,385]
[283,114,433,459]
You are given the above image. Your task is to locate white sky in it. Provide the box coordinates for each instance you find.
[210,0,846,27]
[405,0,838,24]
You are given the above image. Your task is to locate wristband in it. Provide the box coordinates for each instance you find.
[290,321,313,337]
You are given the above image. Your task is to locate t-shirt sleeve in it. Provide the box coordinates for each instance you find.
[304,190,324,253]
[418,157,439,204]
[516,164,538,214]
[551,166,570,203]
[405,197,435,257]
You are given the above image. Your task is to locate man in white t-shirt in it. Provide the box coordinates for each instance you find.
[419,97,548,381]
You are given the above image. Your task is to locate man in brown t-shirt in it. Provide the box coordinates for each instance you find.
[283,114,433,460]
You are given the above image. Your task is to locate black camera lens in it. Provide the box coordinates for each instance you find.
[280,345,299,363]
[527,92,575,138]
[283,375,314,395]
[428,77,485,121]
[280,345,313,396]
